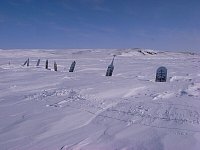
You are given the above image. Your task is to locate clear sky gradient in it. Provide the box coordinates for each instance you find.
[0,0,200,51]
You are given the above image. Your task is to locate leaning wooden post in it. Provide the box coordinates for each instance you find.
[45,59,48,69]
[23,60,28,66]
[54,61,57,71]
[36,59,40,66]
[106,55,116,76]
[69,61,76,72]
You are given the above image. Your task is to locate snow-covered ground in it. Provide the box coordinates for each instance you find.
[0,49,200,150]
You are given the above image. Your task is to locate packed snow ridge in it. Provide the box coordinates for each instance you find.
[0,48,200,150]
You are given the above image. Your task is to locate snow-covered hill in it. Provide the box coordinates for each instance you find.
[0,49,200,150]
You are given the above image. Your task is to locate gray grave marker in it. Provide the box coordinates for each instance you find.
[155,66,167,82]
[106,55,116,76]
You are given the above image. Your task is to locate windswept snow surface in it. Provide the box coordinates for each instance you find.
[0,49,200,150]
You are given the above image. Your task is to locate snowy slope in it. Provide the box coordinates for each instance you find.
[0,49,200,150]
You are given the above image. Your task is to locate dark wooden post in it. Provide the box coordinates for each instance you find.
[23,60,28,66]
[54,61,57,71]
[69,61,76,72]
[27,58,29,66]
[36,59,40,66]
[45,59,48,69]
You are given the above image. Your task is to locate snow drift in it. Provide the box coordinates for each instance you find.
[0,49,200,150]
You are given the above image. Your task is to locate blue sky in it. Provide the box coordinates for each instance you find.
[0,0,200,51]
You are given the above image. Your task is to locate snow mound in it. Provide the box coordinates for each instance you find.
[180,83,200,97]
[113,48,158,57]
